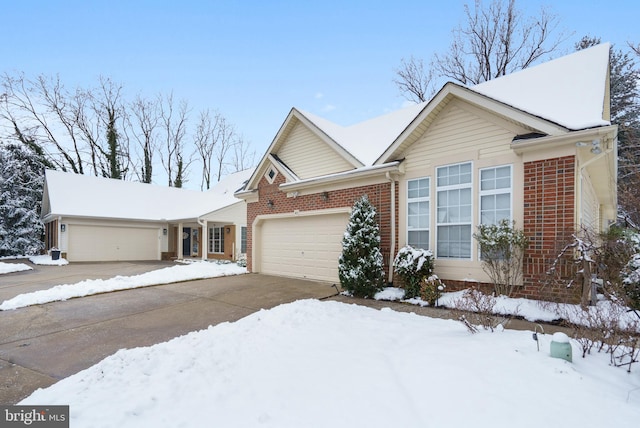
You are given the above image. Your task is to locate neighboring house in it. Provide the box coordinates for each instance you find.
[236,43,617,299]
[41,169,252,262]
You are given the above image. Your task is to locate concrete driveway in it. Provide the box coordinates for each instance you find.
[0,262,338,404]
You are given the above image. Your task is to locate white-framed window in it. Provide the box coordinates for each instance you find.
[436,162,472,259]
[407,177,430,249]
[479,165,512,226]
[208,226,225,253]
[241,226,247,253]
[265,166,278,184]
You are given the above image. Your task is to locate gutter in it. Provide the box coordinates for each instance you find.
[510,125,617,153]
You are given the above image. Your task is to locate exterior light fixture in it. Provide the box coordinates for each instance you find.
[267,200,274,209]
[321,191,329,201]
[226,227,231,234]
[591,139,602,155]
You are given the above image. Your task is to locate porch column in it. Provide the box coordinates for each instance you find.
[177,222,183,259]
[201,220,208,261]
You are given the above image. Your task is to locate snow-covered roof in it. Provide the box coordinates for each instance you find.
[44,169,253,222]
[470,43,611,130]
[298,102,427,166]
[290,43,610,169]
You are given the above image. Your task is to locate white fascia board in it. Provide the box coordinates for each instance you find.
[279,162,402,193]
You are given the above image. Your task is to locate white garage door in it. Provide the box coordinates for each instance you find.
[259,213,349,283]
[67,225,160,262]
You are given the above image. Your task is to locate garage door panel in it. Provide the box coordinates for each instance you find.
[259,213,348,283]
[68,225,159,262]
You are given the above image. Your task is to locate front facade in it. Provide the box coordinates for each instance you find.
[41,169,252,263]
[237,44,618,299]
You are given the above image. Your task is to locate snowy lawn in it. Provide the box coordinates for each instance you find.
[22,299,640,428]
[0,261,246,311]
[0,261,32,274]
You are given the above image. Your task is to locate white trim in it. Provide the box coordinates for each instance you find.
[406,176,430,250]
[435,161,473,260]
[478,164,513,226]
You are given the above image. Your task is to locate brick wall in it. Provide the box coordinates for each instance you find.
[246,173,398,278]
[522,155,577,300]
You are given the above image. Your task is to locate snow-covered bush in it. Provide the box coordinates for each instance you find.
[338,195,385,298]
[393,245,434,299]
[473,219,528,297]
[236,254,247,268]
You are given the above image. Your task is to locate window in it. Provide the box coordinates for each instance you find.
[436,162,472,259]
[407,177,430,249]
[241,227,247,253]
[208,226,225,253]
[480,165,512,225]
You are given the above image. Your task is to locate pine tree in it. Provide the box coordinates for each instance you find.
[0,141,47,256]
[338,195,385,297]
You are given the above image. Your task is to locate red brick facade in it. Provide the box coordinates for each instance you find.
[246,172,399,278]
[248,156,579,299]
[521,155,576,299]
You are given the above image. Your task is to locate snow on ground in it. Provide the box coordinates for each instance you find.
[29,254,69,266]
[0,261,32,274]
[0,261,246,311]
[21,299,640,428]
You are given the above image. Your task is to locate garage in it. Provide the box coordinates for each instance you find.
[67,224,160,262]
[257,212,349,283]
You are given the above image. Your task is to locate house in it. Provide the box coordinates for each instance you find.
[41,169,253,262]
[235,43,617,299]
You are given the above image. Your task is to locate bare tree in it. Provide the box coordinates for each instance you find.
[0,73,85,173]
[158,93,191,187]
[231,134,256,173]
[129,95,159,183]
[395,0,567,101]
[193,109,215,190]
[212,113,236,182]
[393,56,437,103]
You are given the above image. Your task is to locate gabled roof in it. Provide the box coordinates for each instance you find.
[242,43,612,192]
[298,102,427,166]
[43,169,253,222]
[470,43,611,130]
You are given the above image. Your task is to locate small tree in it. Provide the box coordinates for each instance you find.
[474,219,528,296]
[338,195,385,298]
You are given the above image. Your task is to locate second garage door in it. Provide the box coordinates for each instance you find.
[258,212,349,283]
[67,224,160,262]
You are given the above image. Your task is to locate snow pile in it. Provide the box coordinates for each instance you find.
[22,300,640,427]
[375,287,640,329]
[0,261,246,311]
[29,254,69,266]
[0,261,32,274]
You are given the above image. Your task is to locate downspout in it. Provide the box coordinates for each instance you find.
[386,172,396,284]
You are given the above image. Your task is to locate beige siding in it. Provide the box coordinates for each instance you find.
[277,122,353,179]
[580,172,599,233]
[397,100,529,283]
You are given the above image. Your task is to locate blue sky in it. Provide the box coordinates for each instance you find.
[1,0,638,183]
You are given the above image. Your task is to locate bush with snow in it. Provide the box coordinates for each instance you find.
[393,245,434,299]
[473,219,528,297]
[338,195,385,298]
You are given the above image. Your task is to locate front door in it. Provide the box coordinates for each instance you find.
[183,227,191,256]
[224,225,236,260]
